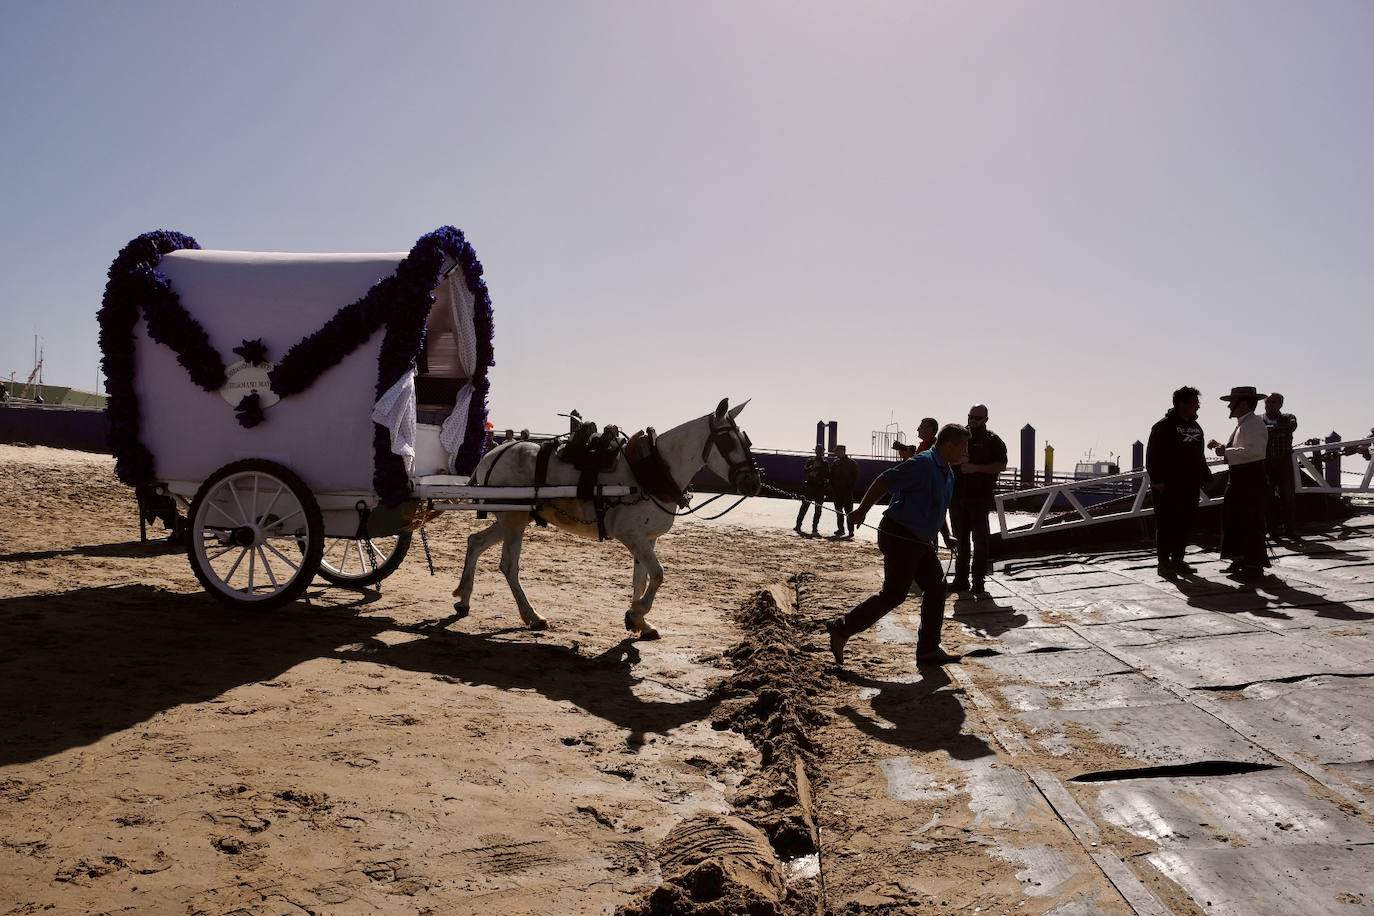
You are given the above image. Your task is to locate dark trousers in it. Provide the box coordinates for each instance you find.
[1221,462,1270,568]
[950,498,991,587]
[1266,455,1296,536]
[833,499,854,535]
[1154,488,1199,564]
[832,518,948,652]
[795,494,824,531]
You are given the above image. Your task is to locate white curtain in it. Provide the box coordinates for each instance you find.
[439,269,479,472]
[371,368,417,473]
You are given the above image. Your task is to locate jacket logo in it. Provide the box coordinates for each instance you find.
[1177,427,1200,442]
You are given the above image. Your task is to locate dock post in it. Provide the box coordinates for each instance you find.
[1326,431,1342,488]
[1020,424,1035,486]
[827,421,838,455]
[815,421,825,452]
[1044,443,1055,485]
[1132,440,1145,493]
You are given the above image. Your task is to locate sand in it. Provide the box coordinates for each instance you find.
[0,444,1110,915]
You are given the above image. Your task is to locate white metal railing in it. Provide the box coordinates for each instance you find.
[995,436,1374,541]
[1293,436,1374,495]
[994,462,1225,541]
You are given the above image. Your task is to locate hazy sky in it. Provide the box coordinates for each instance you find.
[3,1,1370,470]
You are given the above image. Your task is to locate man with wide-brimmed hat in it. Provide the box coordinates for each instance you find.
[1208,385,1271,579]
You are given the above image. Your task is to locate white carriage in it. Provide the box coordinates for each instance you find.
[98,227,633,610]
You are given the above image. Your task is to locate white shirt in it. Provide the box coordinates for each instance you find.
[1225,410,1268,466]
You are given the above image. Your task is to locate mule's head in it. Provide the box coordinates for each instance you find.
[704,398,761,497]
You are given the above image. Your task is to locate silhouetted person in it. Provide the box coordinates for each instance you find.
[950,405,1007,597]
[1263,392,1298,539]
[829,445,859,538]
[1210,386,1270,580]
[826,424,970,667]
[1147,385,1211,577]
[795,446,829,536]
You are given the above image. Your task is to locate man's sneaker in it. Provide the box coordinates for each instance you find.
[970,588,991,600]
[1173,560,1197,574]
[1157,562,1178,579]
[916,648,961,666]
[824,618,847,667]
[949,579,971,594]
[793,524,802,534]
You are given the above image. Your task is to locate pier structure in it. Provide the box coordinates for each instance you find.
[842,511,1374,914]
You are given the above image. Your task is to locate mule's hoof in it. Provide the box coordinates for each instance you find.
[452,602,470,619]
[624,610,637,632]
[638,627,661,641]
[528,618,549,631]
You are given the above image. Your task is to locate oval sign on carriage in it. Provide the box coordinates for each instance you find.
[219,361,281,408]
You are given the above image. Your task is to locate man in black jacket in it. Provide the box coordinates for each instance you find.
[950,405,1007,596]
[795,446,830,536]
[1146,385,1212,577]
[829,445,860,538]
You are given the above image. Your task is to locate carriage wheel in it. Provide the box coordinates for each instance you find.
[187,459,324,611]
[316,531,412,587]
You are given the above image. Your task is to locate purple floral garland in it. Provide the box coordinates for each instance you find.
[98,227,495,506]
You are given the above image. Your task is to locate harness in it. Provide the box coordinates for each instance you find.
[522,422,627,539]
[626,428,689,508]
[476,411,757,535]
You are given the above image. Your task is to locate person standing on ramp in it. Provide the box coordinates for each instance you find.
[950,405,1007,597]
[1210,386,1271,580]
[1146,385,1212,578]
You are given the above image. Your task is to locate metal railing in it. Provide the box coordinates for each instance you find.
[994,436,1374,541]
[994,463,1225,541]
[1293,436,1374,494]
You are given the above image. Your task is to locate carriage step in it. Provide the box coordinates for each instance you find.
[428,502,548,512]
[414,481,637,500]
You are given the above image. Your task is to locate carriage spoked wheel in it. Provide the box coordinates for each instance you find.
[316,531,412,588]
[187,459,324,610]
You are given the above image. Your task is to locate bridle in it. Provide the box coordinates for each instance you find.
[702,413,759,494]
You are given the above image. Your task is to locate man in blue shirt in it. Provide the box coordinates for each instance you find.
[825,424,970,667]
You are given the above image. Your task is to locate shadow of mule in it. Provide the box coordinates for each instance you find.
[331,630,726,748]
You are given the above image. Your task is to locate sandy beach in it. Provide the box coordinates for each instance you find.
[0,443,1071,914]
[11,444,1373,914]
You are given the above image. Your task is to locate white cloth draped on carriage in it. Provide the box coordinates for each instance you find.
[138,249,484,494]
[370,267,481,475]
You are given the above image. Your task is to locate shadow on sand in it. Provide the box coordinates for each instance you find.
[0,585,725,766]
[0,538,184,563]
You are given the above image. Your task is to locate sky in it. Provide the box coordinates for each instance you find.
[2,1,1371,472]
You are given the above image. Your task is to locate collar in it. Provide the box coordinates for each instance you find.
[930,448,950,473]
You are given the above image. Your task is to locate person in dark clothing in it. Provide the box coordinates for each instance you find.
[829,445,860,538]
[794,446,830,536]
[1263,392,1299,539]
[826,424,970,667]
[949,405,1007,596]
[1209,386,1271,580]
[1146,385,1212,577]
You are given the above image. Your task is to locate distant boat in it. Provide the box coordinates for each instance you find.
[1054,451,1133,508]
